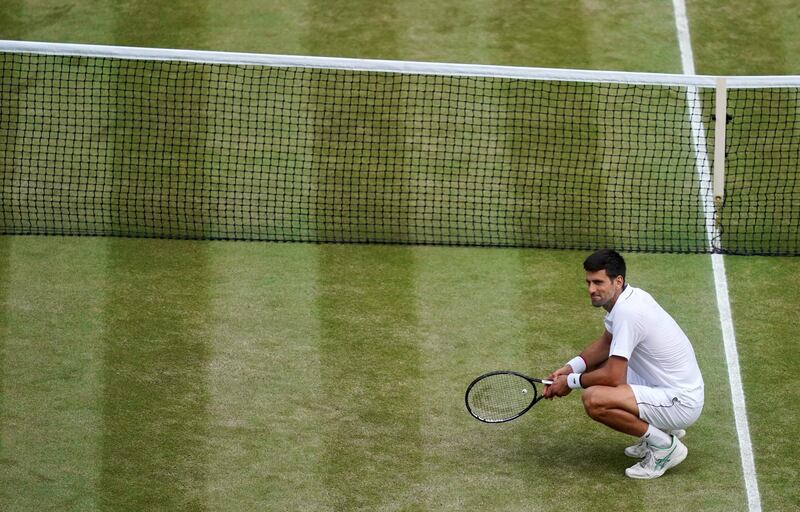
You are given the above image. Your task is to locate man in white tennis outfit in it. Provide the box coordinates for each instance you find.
[543,249,704,479]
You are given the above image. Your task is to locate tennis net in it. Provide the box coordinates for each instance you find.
[1,41,798,255]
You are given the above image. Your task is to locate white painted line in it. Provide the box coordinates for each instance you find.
[672,0,697,75]
[672,2,762,511]
[712,253,762,510]
[683,85,718,250]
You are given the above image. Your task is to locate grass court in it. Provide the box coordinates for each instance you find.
[1,1,799,511]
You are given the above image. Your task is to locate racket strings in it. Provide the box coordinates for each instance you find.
[467,373,537,422]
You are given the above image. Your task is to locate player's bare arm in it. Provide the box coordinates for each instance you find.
[577,354,627,388]
[546,354,626,397]
[544,330,611,398]
[577,330,612,371]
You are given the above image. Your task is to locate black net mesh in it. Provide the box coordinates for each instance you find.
[1,50,797,254]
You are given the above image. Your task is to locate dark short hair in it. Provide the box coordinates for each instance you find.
[583,249,626,282]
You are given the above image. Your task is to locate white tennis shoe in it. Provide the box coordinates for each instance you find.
[624,429,686,458]
[625,435,688,479]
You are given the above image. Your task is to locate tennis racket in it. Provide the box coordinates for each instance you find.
[465,371,553,423]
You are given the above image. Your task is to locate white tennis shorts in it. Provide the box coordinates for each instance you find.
[628,368,704,432]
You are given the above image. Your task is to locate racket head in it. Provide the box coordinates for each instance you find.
[465,371,544,423]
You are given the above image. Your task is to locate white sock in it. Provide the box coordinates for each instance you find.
[644,425,672,449]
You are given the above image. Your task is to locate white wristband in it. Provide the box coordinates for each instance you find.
[567,356,587,374]
[567,373,584,389]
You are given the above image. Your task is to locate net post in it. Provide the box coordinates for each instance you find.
[713,77,727,205]
[712,77,728,250]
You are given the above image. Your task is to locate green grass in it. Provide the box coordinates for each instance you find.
[1,1,800,511]
[0,239,750,511]
[100,240,212,509]
[687,0,800,76]
[0,1,682,71]
[726,256,800,511]
[0,237,107,510]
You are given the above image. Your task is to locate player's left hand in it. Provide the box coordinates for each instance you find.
[543,374,572,399]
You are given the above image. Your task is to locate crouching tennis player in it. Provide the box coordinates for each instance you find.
[543,249,704,479]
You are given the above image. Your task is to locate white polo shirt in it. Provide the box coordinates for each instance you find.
[605,285,704,406]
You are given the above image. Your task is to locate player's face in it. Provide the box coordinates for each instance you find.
[585,270,624,310]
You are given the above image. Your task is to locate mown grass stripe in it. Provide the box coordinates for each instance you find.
[0,238,106,511]
[100,240,212,510]
[205,243,327,509]
[100,12,214,504]
[316,245,423,510]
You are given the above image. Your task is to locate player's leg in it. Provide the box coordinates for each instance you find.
[625,428,685,458]
[624,385,701,479]
[581,384,647,436]
[623,367,685,458]
[581,384,691,479]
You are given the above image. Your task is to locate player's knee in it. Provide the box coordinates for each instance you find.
[581,388,605,419]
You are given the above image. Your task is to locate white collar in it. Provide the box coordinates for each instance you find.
[607,284,634,316]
